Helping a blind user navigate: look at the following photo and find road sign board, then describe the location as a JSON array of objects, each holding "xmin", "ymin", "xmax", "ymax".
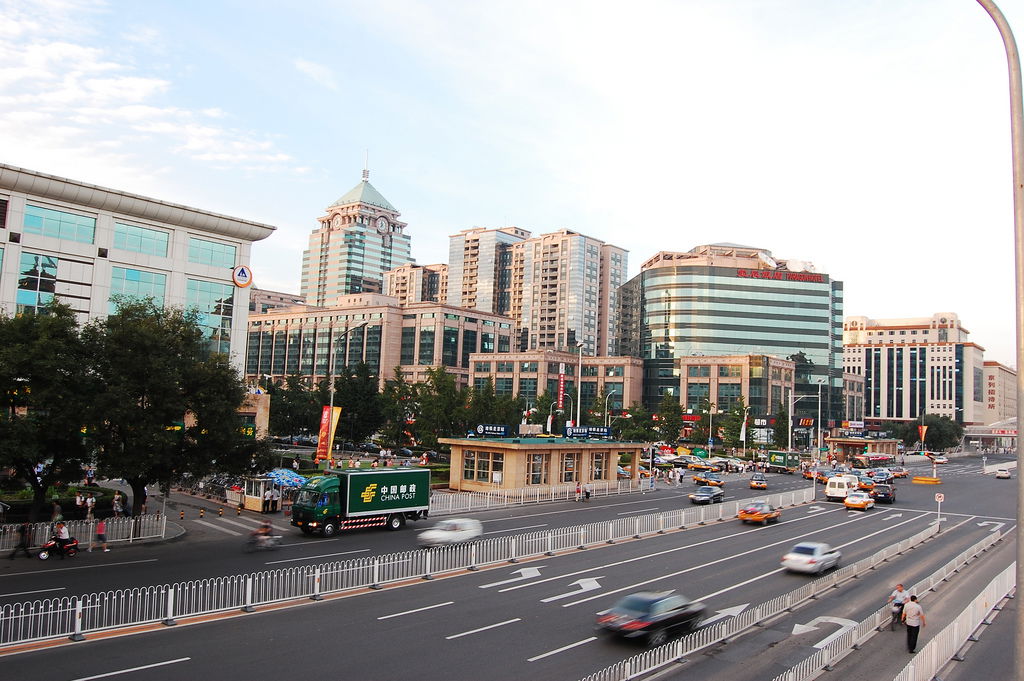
[{"xmin": 934, "ymin": 492, "xmax": 944, "ymax": 502}]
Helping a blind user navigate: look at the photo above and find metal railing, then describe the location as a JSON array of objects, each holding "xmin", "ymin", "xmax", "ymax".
[
  {"xmin": 892, "ymin": 562, "xmax": 1016, "ymax": 681},
  {"xmin": 428, "ymin": 478, "xmax": 640, "ymax": 515},
  {"xmin": 982, "ymin": 460, "xmax": 1018, "ymax": 474},
  {"xmin": 0, "ymin": 488, "xmax": 814, "ymax": 647},
  {"xmin": 0, "ymin": 515, "xmax": 167, "ymax": 552}
]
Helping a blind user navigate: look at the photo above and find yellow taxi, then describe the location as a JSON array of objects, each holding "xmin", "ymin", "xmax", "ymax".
[
  {"xmin": 749, "ymin": 473, "xmax": 768, "ymax": 490},
  {"xmin": 693, "ymin": 472, "xmax": 724, "ymax": 487},
  {"xmin": 738, "ymin": 501, "xmax": 781, "ymax": 525},
  {"xmin": 688, "ymin": 460, "xmax": 718, "ymax": 472},
  {"xmin": 857, "ymin": 476, "xmax": 875, "ymax": 491},
  {"xmin": 844, "ymin": 491, "xmax": 875, "ymax": 510}
]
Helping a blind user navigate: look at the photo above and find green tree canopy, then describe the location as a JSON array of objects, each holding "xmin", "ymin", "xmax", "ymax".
[
  {"xmin": 655, "ymin": 394, "xmax": 684, "ymax": 443},
  {"xmin": 890, "ymin": 414, "xmax": 964, "ymax": 451}
]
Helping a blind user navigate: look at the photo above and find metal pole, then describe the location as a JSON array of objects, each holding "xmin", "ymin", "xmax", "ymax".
[
  {"xmin": 788, "ymin": 389, "xmax": 794, "ymax": 452},
  {"xmin": 708, "ymin": 404, "xmax": 714, "ymax": 456},
  {"xmin": 576, "ymin": 342, "xmax": 584, "ymax": 428},
  {"xmin": 974, "ymin": 4, "xmax": 1024, "ymax": 676},
  {"xmin": 816, "ymin": 381, "xmax": 823, "ymax": 452}
]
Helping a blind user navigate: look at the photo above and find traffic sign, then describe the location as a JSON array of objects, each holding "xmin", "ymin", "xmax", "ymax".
[{"xmin": 934, "ymin": 493, "xmax": 944, "ymax": 502}]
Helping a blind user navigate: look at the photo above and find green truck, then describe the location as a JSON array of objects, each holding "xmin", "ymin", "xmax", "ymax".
[
  {"xmin": 290, "ymin": 468, "xmax": 431, "ymax": 537},
  {"xmin": 766, "ymin": 450, "xmax": 801, "ymax": 474}
]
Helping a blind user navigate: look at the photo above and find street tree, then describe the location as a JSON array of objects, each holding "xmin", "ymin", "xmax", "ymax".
[
  {"xmin": 380, "ymin": 368, "xmax": 417, "ymax": 448},
  {"xmin": 328, "ymin": 362, "xmax": 384, "ymax": 444},
  {"xmin": 618, "ymin": 402, "xmax": 657, "ymax": 442},
  {"xmin": 655, "ymin": 394, "xmax": 684, "ymax": 444},
  {"xmin": 891, "ymin": 414, "xmax": 964, "ymax": 451},
  {"xmin": 0, "ymin": 302, "xmax": 95, "ymax": 520},
  {"xmin": 268, "ymin": 374, "xmax": 319, "ymax": 437},
  {"xmin": 772, "ymin": 406, "xmax": 790, "ymax": 448},
  {"xmin": 412, "ymin": 367, "xmax": 468, "ymax": 448},
  {"xmin": 82, "ymin": 299, "xmax": 257, "ymax": 515}
]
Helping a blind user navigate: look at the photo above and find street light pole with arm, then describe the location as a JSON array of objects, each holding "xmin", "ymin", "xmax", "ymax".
[{"xmin": 604, "ymin": 389, "xmax": 618, "ymax": 428}]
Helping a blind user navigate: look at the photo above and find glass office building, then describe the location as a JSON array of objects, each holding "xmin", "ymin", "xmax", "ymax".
[{"xmin": 618, "ymin": 244, "xmax": 843, "ymax": 428}]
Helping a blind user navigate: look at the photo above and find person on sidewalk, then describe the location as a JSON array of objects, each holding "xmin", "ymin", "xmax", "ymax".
[
  {"xmin": 888, "ymin": 583, "xmax": 910, "ymax": 630},
  {"xmin": 8, "ymin": 522, "xmax": 31, "ymax": 559},
  {"xmin": 902, "ymin": 594, "xmax": 926, "ymax": 653},
  {"xmin": 91, "ymin": 518, "xmax": 109, "ymax": 552}
]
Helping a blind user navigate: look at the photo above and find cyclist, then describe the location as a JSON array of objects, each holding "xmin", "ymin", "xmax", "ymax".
[
  {"xmin": 887, "ymin": 583, "xmax": 909, "ymax": 630},
  {"xmin": 251, "ymin": 520, "xmax": 272, "ymax": 548}
]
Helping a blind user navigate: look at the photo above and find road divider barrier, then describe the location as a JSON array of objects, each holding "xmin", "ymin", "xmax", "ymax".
[
  {"xmin": 578, "ymin": 523, "xmax": 1006, "ymax": 681},
  {"xmin": 0, "ymin": 488, "xmax": 814, "ymax": 649},
  {"xmin": 911, "ymin": 476, "xmax": 942, "ymax": 484}
]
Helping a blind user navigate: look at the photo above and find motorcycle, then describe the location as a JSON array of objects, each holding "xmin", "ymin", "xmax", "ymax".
[
  {"xmin": 38, "ymin": 536, "xmax": 80, "ymax": 560},
  {"xmin": 243, "ymin": 534, "xmax": 282, "ymax": 553}
]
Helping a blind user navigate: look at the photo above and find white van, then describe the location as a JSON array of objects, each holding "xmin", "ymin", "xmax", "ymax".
[{"xmin": 825, "ymin": 475, "xmax": 860, "ymax": 502}]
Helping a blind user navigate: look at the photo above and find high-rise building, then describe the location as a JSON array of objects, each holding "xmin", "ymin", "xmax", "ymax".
[
  {"xmin": 384, "ymin": 263, "xmax": 448, "ymax": 305},
  {"xmin": 982, "ymin": 361, "xmax": 1017, "ymax": 425},
  {"xmin": 447, "ymin": 226, "xmax": 530, "ymax": 315},
  {"xmin": 0, "ymin": 163, "xmax": 274, "ymax": 366},
  {"xmin": 618, "ymin": 243, "xmax": 844, "ymax": 430},
  {"xmin": 842, "ymin": 313, "xmax": 986, "ymax": 426},
  {"xmin": 300, "ymin": 170, "xmax": 412, "ymax": 305},
  {"xmin": 249, "ymin": 288, "xmax": 306, "ymax": 314},
  {"xmin": 512, "ymin": 230, "xmax": 627, "ymax": 356}
]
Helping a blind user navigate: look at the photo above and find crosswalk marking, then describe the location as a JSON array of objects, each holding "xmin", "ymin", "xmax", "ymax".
[{"xmin": 193, "ymin": 519, "xmax": 242, "ymax": 536}]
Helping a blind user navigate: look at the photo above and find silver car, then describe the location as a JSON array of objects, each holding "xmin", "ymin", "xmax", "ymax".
[
  {"xmin": 417, "ymin": 518, "xmax": 483, "ymax": 547},
  {"xmin": 781, "ymin": 541, "xmax": 841, "ymax": 574}
]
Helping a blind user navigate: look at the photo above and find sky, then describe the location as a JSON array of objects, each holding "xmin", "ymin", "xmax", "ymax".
[{"xmin": 2, "ymin": 0, "xmax": 1021, "ymax": 366}]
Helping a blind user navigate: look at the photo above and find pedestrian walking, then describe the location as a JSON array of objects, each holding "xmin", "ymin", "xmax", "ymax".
[
  {"xmin": 85, "ymin": 492, "xmax": 96, "ymax": 520},
  {"xmin": 92, "ymin": 518, "xmax": 109, "ymax": 552},
  {"xmin": 112, "ymin": 492, "xmax": 123, "ymax": 518},
  {"xmin": 8, "ymin": 522, "xmax": 31, "ymax": 559},
  {"xmin": 575, "ymin": 482, "xmax": 582, "ymax": 502},
  {"xmin": 262, "ymin": 488, "xmax": 271, "ymax": 514},
  {"xmin": 292, "ymin": 458, "xmax": 300, "ymax": 472},
  {"xmin": 85, "ymin": 466, "xmax": 95, "ymax": 486},
  {"xmin": 75, "ymin": 491, "xmax": 85, "ymax": 519},
  {"xmin": 902, "ymin": 594, "xmax": 926, "ymax": 653},
  {"xmin": 584, "ymin": 482, "xmax": 593, "ymax": 501}
]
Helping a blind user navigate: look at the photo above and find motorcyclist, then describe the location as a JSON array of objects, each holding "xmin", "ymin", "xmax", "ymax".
[
  {"xmin": 252, "ymin": 520, "xmax": 272, "ymax": 548},
  {"xmin": 888, "ymin": 583, "xmax": 909, "ymax": 630},
  {"xmin": 53, "ymin": 522, "xmax": 71, "ymax": 559}
]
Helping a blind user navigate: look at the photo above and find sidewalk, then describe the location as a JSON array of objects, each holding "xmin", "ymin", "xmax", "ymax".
[{"xmin": 823, "ymin": 529, "xmax": 1016, "ymax": 680}]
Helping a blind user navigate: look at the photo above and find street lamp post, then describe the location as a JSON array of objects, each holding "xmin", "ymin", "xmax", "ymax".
[
  {"xmin": 604, "ymin": 389, "xmax": 618, "ymax": 428},
  {"xmin": 816, "ymin": 379, "xmax": 826, "ymax": 453},
  {"xmin": 547, "ymin": 401, "xmax": 559, "ymax": 434},
  {"xmin": 707, "ymin": 402, "xmax": 717, "ymax": 456},
  {"xmin": 788, "ymin": 391, "xmax": 821, "ymax": 452},
  {"xmin": 575, "ymin": 341, "xmax": 584, "ymax": 429}
]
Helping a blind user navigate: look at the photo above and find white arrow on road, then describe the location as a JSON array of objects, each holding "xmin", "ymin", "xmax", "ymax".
[
  {"xmin": 541, "ymin": 578, "xmax": 603, "ymax": 603},
  {"xmin": 701, "ymin": 603, "xmax": 749, "ymax": 627},
  {"xmin": 479, "ymin": 567, "xmax": 544, "ymax": 589},
  {"xmin": 884, "ymin": 513, "xmax": 903, "ymax": 520},
  {"xmin": 791, "ymin": 616, "xmax": 858, "ymax": 649},
  {"xmin": 978, "ymin": 521, "xmax": 1007, "ymax": 533},
  {"xmin": 806, "ymin": 506, "xmax": 826, "ymax": 514},
  {"xmin": 929, "ymin": 517, "xmax": 948, "ymax": 525}
]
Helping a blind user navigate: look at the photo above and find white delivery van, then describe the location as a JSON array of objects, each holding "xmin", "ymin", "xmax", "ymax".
[{"xmin": 824, "ymin": 475, "xmax": 859, "ymax": 502}]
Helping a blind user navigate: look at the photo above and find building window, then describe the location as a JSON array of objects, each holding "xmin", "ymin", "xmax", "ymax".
[
  {"xmin": 495, "ymin": 378, "xmax": 514, "ymax": 395},
  {"xmin": 520, "ymin": 362, "xmax": 538, "ymax": 373},
  {"xmin": 185, "ymin": 278, "xmax": 234, "ymax": 354},
  {"xmin": 560, "ymin": 452, "xmax": 580, "ymax": 483},
  {"xmin": 188, "ymin": 237, "xmax": 236, "ymax": 268},
  {"xmin": 593, "ymin": 451, "xmax": 609, "ymax": 480},
  {"xmin": 23, "ymin": 205, "xmax": 95, "ymax": 244},
  {"xmin": 442, "ymin": 326, "xmax": 459, "ymax": 367},
  {"xmin": 687, "ymin": 365, "xmax": 710, "ymax": 377},
  {"xmin": 498, "ymin": 335, "xmax": 510, "ymax": 353},
  {"xmin": 528, "ymin": 453, "xmax": 550, "ymax": 485},
  {"xmin": 482, "ymin": 332, "xmax": 495, "ymax": 353},
  {"xmin": 113, "ymin": 222, "xmax": 169, "ymax": 257},
  {"xmin": 400, "ymin": 327, "xmax": 416, "ymax": 365},
  {"xmin": 496, "ymin": 361, "xmax": 513, "ymax": 373},
  {"xmin": 581, "ymin": 366, "xmax": 599, "ymax": 376},
  {"xmin": 717, "ymin": 383, "xmax": 742, "ymax": 411},
  {"xmin": 718, "ymin": 366, "xmax": 742, "ymax": 377},
  {"xmin": 461, "ymin": 329, "xmax": 477, "ymax": 368},
  {"xmin": 604, "ymin": 366, "xmax": 624, "ymax": 377},
  {"xmin": 474, "ymin": 361, "xmax": 491, "ymax": 372},
  {"xmin": 463, "ymin": 451, "xmax": 503, "ymax": 483},
  {"xmin": 685, "ymin": 383, "xmax": 710, "ymax": 411},
  {"xmin": 519, "ymin": 378, "xmax": 538, "ymax": 399},
  {"xmin": 110, "ymin": 267, "xmax": 167, "ymax": 311},
  {"xmin": 418, "ymin": 326, "xmax": 436, "ymax": 365},
  {"xmin": 16, "ymin": 252, "xmax": 57, "ymax": 314}
]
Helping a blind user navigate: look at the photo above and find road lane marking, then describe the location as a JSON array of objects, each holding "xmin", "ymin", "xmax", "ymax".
[
  {"xmin": 264, "ymin": 549, "xmax": 370, "ymax": 565},
  {"xmin": 193, "ymin": 519, "xmax": 242, "ymax": 536},
  {"xmin": 480, "ymin": 567, "xmax": 544, "ymax": 588},
  {"xmin": 499, "ymin": 507, "xmax": 852, "ymax": 594},
  {"xmin": 562, "ymin": 512, "xmax": 937, "ymax": 607},
  {"xmin": 541, "ymin": 577, "xmax": 603, "ymax": 602},
  {"xmin": 73, "ymin": 658, "xmax": 191, "ymax": 680},
  {"xmin": 617, "ymin": 508, "xmax": 659, "ymax": 515},
  {"xmin": 446, "ymin": 618, "xmax": 521, "ymax": 639},
  {"xmin": 1, "ymin": 558, "xmax": 158, "ymax": 578},
  {"xmin": 0, "ymin": 587, "xmax": 66, "ymax": 598},
  {"xmin": 528, "ymin": 637, "xmax": 597, "ymax": 662},
  {"xmin": 378, "ymin": 601, "xmax": 454, "ymax": 620},
  {"xmin": 485, "ymin": 524, "xmax": 548, "ymax": 534}
]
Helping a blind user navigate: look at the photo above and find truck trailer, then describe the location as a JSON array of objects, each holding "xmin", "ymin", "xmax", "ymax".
[
  {"xmin": 290, "ymin": 468, "xmax": 431, "ymax": 537},
  {"xmin": 765, "ymin": 451, "xmax": 801, "ymax": 474}
]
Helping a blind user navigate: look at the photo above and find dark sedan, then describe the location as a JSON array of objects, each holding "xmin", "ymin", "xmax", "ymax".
[
  {"xmin": 688, "ymin": 486, "xmax": 725, "ymax": 504},
  {"xmin": 870, "ymin": 483, "xmax": 897, "ymax": 503},
  {"xmin": 596, "ymin": 591, "xmax": 706, "ymax": 646}
]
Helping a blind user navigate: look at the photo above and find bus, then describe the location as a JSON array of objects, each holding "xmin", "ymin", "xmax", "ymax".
[{"xmin": 851, "ymin": 453, "xmax": 896, "ymax": 469}]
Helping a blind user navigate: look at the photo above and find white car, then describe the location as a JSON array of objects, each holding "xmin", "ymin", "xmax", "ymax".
[
  {"xmin": 417, "ymin": 518, "xmax": 483, "ymax": 546},
  {"xmin": 781, "ymin": 541, "xmax": 841, "ymax": 574},
  {"xmin": 995, "ymin": 468, "xmax": 1012, "ymax": 479}
]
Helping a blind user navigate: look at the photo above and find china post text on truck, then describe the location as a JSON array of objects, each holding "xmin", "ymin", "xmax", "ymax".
[{"xmin": 291, "ymin": 468, "xmax": 431, "ymax": 537}]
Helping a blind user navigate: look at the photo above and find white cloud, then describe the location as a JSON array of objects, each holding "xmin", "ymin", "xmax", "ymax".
[{"xmin": 293, "ymin": 58, "xmax": 339, "ymax": 91}]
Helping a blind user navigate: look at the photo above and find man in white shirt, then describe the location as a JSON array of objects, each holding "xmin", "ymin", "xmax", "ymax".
[
  {"xmin": 887, "ymin": 583, "xmax": 909, "ymax": 630},
  {"xmin": 902, "ymin": 595, "xmax": 926, "ymax": 653}
]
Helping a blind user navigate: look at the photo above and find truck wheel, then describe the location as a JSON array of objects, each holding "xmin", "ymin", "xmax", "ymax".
[
  {"xmin": 321, "ymin": 521, "xmax": 337, "ymax": 538},
  {"xmin": 386, "ymin": 514, "xmax": 405, "ymax": 531}
]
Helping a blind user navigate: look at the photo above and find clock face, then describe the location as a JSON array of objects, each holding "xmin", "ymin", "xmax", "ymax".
[{"xmin": 376, "ymin": 216, "xmax": 389, "ymax": 234}]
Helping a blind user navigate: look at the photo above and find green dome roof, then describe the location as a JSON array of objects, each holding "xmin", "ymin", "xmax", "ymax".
[{"xmin": 330, "ymin": 179, "xmax": 396, "ymax": 212}]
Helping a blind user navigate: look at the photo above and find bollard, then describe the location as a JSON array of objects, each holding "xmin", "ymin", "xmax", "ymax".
[
  {"xmin": 179, "ymin": 510, "xmax": 184, "ymax": 520},
  {"xmin": 199, "ymin": 508, "xmax": 205, "ymax": 519},
  {"xmin": 237, "ymin": 505, "xmax": 243, "ymax": 516},
  {"xmin": 219, "ymin": 507, "xmax": 224, "ymax": 517}
]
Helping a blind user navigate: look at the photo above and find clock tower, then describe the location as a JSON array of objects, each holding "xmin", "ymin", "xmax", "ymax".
[{"xmin": 301, "ymin": 169, "xmax": 414, "ymax": 305}]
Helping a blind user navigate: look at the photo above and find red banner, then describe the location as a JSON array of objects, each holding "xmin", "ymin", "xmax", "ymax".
[
  {"xmin": 918, "ymin": 424, "xmax": 928, "ymax": 444},
  {"xmin": 314, "ymin": 406, "xmax": 342, "ymax": 462},
  {"xmin": 557, "ymin": 363, "xmax": 566, "ymax": 409}
]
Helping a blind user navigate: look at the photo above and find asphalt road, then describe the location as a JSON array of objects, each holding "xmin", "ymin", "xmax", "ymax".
[{"xmin": 0, "ymin": 453, "xmax": 1015, "ymax": 681}]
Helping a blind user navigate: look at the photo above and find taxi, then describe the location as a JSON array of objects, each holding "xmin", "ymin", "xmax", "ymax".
[
  {"xmin": 815, "ymin": 470, "xmax": 830, "ymax": 483},
  {"xmin": 888, "ymin": 466, "xmax": 910, "ymax": 479},
  {"xmin": 738, "ymin": 501, "xmax": 781, "ymax": 525},
  {"xmin": 844, "ymin": 491, "xmax": 875, "ymax": 510},
  {"xmin": 857, "ymin": 476, "xmax": 875, "ymax": 491},
  {"xmin": 802, "ymin": 467, "xmax": 817, "ymax": 480},
  {"xmin": 688, "ymin": 460, "xmax": 718, "ymax": 472},
  {"xmin": 749, "ymin": 473, "xmax": 768, "ymax": 490},
  {"xmin": 693, "ymin": 472, "xmax": 724, "ymax": 487}
]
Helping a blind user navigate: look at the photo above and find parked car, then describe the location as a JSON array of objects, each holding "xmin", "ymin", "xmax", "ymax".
[
  {"xmin": 844, "ymin": 491, "xmax": 875, "ymax": 511},
  {"xmin": 424, "ymin": 450, "xmax": 450, "ymax": 463},
  {"xmin": 358, "ymin": 442, "xmax": 381, "ymax": 454},
  {"xmin": 396, "ymin": 447, "xmax": 414, "ymax": 458},
  {"xmin": 738, "ymin": 501, "xmax": 781, "ymax": 525},
  {"xmin": 596, "ymin": 591, "xmax": 706, "ymax": 646},
  {"xmin": 781, "ymin": 542, "xmax": 841, "ymax": 574},
  {"xmin": 688, "ymin": 486, "xmax": 724, "ymax": 504},
  {"xmin": 870, "ymin": 483, "xmax": 896, "ymax": 503},
  {"xmin": 995, "ymin": 468, "xmax": 1012, "ymax": 479},
  {"xmin": 417, "ymin": 518, "xmax": 483, "ymax": 546}
]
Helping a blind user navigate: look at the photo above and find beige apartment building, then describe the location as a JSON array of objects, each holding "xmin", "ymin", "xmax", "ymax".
[
  {"xmin": 383, "ymin": 263, "xmax": 448, "ymax": 305},
  {"xmin": 982, "ymin": 361, "xmax": 1017, "ymax": 425},
  {"xmin": 245, "ymin": 293, "xmax": 515, "ymax": 389}
]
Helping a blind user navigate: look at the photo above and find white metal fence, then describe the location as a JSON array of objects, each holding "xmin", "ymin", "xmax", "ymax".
[
  {"xmin": 0, "ymin": 488, "xmax": 813, "ymax": 648},
  {"xmin": 428, "ymin": 478, "xmax": 641, "ymax": 515},
  {"xmin": 891, "ymin": 561, "xmax": 1015, "ymax": 681},
  {"xmin": 0, "ymin": 515, "xmax": 167, "ymax": 552}
]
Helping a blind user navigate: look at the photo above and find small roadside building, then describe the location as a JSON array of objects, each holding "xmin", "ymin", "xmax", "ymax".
[
  {"xmin": 825, "ymin": 437, "xmax": 901, "ymax": 463},
  {"xmin": 437, "ymin": 436, "xmax": 646, "ymax": 493}
]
